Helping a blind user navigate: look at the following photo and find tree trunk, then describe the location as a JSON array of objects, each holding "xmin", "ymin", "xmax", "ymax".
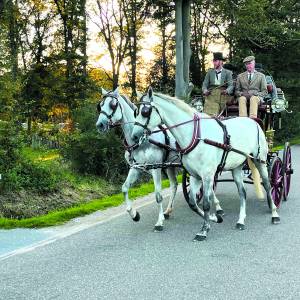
[
  {"xmin": 175, "ymin": 0, "xmax": 185, "ymax": 99},
  {"xmin": 182, "ymin": 0, "xmax": 191, "ymax": 87},
  {"xmin": 7, "ymin": 0, "xmax": 18, "ymax": 80}
]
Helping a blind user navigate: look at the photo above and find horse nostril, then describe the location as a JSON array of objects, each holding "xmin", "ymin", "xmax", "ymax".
[
  {"xmin": 132, "ymin": 135, "xmax": 138, "ymax": 142},
  {"xmin": 98, "ymin": 123, "xmax": 104, "ymax": 128}
]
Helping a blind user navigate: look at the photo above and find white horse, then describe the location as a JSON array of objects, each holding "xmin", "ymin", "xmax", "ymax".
[
  {"xmin": 131, "ymin": 87, "xmax": 280, "ymax": 241},
  {"xmin": 96, "ymin": 87, "xmax": 180, "ymax": 231}
]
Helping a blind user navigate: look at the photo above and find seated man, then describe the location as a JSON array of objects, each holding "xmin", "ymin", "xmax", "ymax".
[
  {"xmin": 235, "ymin": 56, "xmax": 268, "ymax": 118},
  {"xmin": 202, "ymin": 52, "xmax": 234, "ymax": 115}
]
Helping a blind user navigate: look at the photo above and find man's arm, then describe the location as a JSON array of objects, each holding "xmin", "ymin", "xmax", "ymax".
[
  {"xmin": 257, "ymin": 74, "xmax": 268, "ymax": 99},
  {"xmin": 235, "ymin": 75, "xmax": 242, "ymax": 97},
  {"xmin": 225, "ymin": 70, "xmax": 234, "ymax": 95}
]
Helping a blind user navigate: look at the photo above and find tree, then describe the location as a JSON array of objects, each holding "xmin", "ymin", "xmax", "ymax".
[
  {"xmin": 53, "ymin": 0, "xmax": 88, "ymax": 106},
  {"xmin": 91, "ymin": 0, "xmax": 129, "ymax": 89},
  {"xmin": 175, "ymin": 0, "xmax": 192, "ymax": 100},
  {"xmin": 122, "ymin": 0, "xmax": 150, "ymax": 99},
  {"xmin": 149, "ymin": 0, "xmax": 175, "ymax": 93}
]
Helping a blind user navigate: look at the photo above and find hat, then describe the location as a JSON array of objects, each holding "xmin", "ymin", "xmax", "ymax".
[
  {"xmin": 243, "ymin": 56, "xmax": 255, "ymax": 63},
  {"xmin": 213, "ymin": 52, "xmax": 225, "ymax": 61}
]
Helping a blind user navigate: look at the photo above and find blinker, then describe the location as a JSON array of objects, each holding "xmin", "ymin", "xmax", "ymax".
[{"xmin": 141, "ymin": 105, "xmax": 152, "ymax": 118}]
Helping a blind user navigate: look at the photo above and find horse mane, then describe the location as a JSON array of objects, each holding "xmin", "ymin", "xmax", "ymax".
[
  {"xmin": 120, "ymin": 94, "xmax": 137, "ymax": 111},
  {"xmin": 153, "ymin": 93, "xmax": 196, "ymax": 115}
]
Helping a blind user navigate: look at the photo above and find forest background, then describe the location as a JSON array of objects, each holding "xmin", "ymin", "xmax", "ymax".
[{"xmin": 0, "ymin": 0, "xmax": 299, "ymax": 221}]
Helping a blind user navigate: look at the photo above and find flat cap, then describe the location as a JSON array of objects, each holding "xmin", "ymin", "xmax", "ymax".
[{"xmin": 243, "ymin": 55, "xmax": 255, "ymax": 63}]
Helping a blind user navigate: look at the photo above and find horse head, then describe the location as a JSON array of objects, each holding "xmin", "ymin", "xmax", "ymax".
[
  {"xmin": 96, "ymin": 87, "xmax": 123, "ymax": 132},
  {"xmin": 131, "ymin": 86, "xmax": 163, "ymax": 143}
]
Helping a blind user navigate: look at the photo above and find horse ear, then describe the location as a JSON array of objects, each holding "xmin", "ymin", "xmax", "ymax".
[
  {"xmin": 147, "ymin": 86, "xmax": 153, "ymax": 101},
  {"xmin": 101, "ymin": 88, "xmax": 108, "ymax": 95},
  {"xmin": 113, "ymin": 87, "xmax": 119, "ymax": 97}
]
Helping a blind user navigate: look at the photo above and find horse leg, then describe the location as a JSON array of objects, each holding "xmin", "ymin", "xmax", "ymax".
[
  {"xmin": 122, "ymin": 168, "xmax": 140, "ymax": 222},
  {"xmin": 151, "ymin": 169, "xmax": 165, "ymax": 231},
  {"xmin": 232, "ymin": 167, "xmax": 247, "ymax": 230},
  {"xmin": 189, "ymin": 176, "xmax": 223, "ymax": 223},
  {"xmin": 254, "ymin": 161, "xmax": 280, "ymax": 224},
  {"xmin": 163, "ymin": 167, "xmax": 178, "ymax": 219},
  {"xmin": 194, "ymin": 176, "xmax": 214, "ymax": 241},
  {"xmin": 212, "ymin": 190, "xmax": 224, "ymax": 216}
]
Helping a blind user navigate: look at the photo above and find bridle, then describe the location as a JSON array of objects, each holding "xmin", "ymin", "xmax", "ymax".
[
  {"xmin": 97, "ymin": 93, "xmax": 123, "ymax": 127},
  {"xmin": 133, "ymin": 95, "xmax": 163, "ymax": 134}
]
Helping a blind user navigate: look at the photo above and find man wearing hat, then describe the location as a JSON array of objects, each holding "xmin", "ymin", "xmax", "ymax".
[
  {"xmin": 202, "ymin": 52, "xmax": 234, "ymax": 115},
  {"xmin": 235, "ymin": 56, "xmax": 268, "ymax": 118}
]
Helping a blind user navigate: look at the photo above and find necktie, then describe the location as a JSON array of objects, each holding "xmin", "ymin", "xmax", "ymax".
[
  {"xmin": 216, "ymin": 71, "xmax": 221, "ymax": 80},
  {"xmin": 248, "ymin": 73, "xmax": 252, "ymax": 84}
]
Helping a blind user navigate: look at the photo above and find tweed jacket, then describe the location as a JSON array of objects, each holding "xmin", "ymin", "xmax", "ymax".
[
  {"xmin": 235, "ymin": 70, "xmax": 268, "ymax": 100},
  {"xmin": 202, "ymin": 68, "xmax": 234, "ymax": 95}
]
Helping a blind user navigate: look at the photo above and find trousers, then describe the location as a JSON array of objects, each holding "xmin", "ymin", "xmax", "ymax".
[{"xmin": 238, "ymin": 96, "xmax": 260, "ymax": 118}]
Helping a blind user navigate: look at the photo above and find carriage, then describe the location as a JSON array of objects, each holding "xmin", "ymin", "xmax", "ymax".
[{"xmin": 182, "ymin": 75, "xmax": 293, "ymax": 211}]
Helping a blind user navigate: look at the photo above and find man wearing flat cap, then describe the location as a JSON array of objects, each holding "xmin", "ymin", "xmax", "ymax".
[
  {"xmin": 202, "ymin": 52, "xmax": 234, "ymax": 115},
  {"xmin": 235, "ymin": 55, "xmax": 268, "ymax": 118}
]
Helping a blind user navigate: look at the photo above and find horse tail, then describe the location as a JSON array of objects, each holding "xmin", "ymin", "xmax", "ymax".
[{"xmin": 247, "ymin": 158, "xmax": 264, "ymax": 200}]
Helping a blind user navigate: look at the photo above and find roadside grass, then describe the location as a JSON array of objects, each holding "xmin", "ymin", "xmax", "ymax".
[
  {"xmin": 0, "ymin": 175, "xmax": 182, "ymax": 229},
  {"xmin": 272, "ymin": 136, "xmax": 300, "ymax": 151}
]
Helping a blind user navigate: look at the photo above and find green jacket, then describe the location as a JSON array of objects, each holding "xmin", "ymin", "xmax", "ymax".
[
  {"xmin": 202, "ymin": 68, "xmax": 234, "ymax": 94},
  {"xmin": 235, "ymin": 70, "xmax": 267, "ymax": 100}
]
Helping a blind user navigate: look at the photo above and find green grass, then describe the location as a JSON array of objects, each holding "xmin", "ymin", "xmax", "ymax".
[
  {"xmin": 272, "ymin": 136, "xmax": 300, "ymax": 151},
  {"xmin": 0, "ymin": 175, "xmax": 182, "ymax": 229}
]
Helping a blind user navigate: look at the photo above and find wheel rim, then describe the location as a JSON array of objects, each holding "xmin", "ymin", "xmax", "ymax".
[
  {"xmin": 270, "ymin": 157, "xmax": 283, "ymax": 208},
  {"xmin": 283, "ymin": 145, "xmax": 292, "ymax": 200}
]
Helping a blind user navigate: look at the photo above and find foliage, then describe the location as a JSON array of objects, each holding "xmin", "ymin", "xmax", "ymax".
[
  {"xmin": 60, "ymin": 103, "xmax": 128, "ymax": 181},
  {"xmin": 0, "ymin": 175, "xmax": 181, "ymax": 228},
  {"xmin": 0, "ymin": 121, "xmax": 59, "ymax": 193}
]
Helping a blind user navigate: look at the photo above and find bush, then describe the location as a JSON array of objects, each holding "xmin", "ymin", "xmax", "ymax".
[
  {"xmin": 0, "ymin": 121, "xmax": 60, "ymax": 193},
  {"xmin": 60, "ymin": 103, "xmax": 128, "ymax": 181},
  {"xmin": 61, "ymin": 130, "xmax": 127, "ymax": 182}
]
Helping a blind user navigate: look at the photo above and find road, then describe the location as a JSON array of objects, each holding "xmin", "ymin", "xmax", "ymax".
[{"xmin": 1, "ymin": 145, "xmax": 299, "ymax": 300}]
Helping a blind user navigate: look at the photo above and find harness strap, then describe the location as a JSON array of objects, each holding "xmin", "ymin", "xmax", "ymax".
[
  {"xmin": 176, "ymin": 114, "xmax": 201, "ymax": 155},
  {"xmin": 203, "ymin": 139, "xmax": 266, "ymax": 164},
  {"xmin": 214, "ymin": 118, "xmax": 231, "ymax": 174}
]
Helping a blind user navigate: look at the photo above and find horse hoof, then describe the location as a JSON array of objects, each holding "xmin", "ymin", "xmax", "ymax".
[
  {"xmin": 216, "ymin": 214, "xmax": 223, "ymax": 223},
  {"xmin": 216, "ymin": 210, "xmax": 225, "ymax": 216},
  {"xmin": 154, "ymin": 225, "xmax": 163, "ymax": 232},
  {"xmin": 193, "ymin": 234, "xmax": 206, "ymax": 242},
  {"xmin": 236, "ymin": 223, "xmax": 245, "ymax": 230},
  {"xmin": 272, "ymin": 217, "xmax": 280, "ymax": 224},
  {"xmin": 164, "ymin": 213, "xmax": 170, "ymax": 220},
  {"xmin": 132, "ymin": 212, "xmax": 140, "ymax": 222}
]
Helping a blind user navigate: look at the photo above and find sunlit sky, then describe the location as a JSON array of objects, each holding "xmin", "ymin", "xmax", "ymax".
[{"xmin": 86, "ymin": 1, "xmax": 228, "ymax": 79}]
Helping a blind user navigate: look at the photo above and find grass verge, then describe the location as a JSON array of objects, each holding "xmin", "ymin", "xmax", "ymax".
[
  {"xmin": 0, "ymin": 175, "xmax": 182, "ymax": 229},
  {"xmin": 272, "ymin": 136, "xmax": 300, "ymax": 151}
]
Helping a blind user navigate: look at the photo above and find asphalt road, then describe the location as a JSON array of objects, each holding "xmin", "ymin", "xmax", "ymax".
[{"xmin": 1, "ymin": 146, "xmax": 299, "ymax": 300}]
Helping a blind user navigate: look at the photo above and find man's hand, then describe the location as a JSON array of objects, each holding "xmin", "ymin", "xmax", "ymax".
[
  {"xmin": 221, "ymin": 89, "xmax": 228, "ymax": 95},
  {"xmin": 203, "ymin": 90, "xmax": 211, "ymax": 96},
  {"xmin": 241, "ymin": 92, "xmax": 250, "ymax": 99}
]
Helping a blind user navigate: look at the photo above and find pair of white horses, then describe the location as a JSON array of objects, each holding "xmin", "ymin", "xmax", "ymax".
[{"xmin": 96, "ymin": 87, "xmax": 280, "ymax": 241}]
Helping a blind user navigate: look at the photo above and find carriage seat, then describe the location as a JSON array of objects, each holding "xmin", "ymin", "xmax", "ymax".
[{"xmin": 225, "ymin": 98, "xmax": 269, "ymax": 114}]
